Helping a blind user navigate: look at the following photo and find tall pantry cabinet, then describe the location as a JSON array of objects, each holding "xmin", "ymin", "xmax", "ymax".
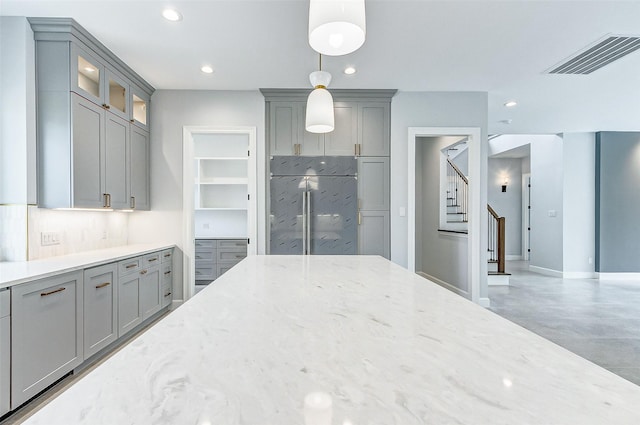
[
  {"xmin": 262, "ymin": 89, "xmax": 395, "ymax": 259},
  {"xmin": 29, "ymin": 18, "xmax": 153, "ymax": 210}
]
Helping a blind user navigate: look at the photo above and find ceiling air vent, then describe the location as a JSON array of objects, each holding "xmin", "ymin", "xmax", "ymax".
[{"xmin": 547, "ymin": 35, "xmax": 640, "ymax": 75}]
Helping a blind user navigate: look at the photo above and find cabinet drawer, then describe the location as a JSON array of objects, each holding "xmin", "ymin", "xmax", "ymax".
[
  {"xmin": 194, "ymin": 249, "xmax": 215, "ymax": 261},
  {"xmin": 0, "ymin": 289, "xmax": 9, "ymax": 318},
  {"xmin": 216, "ymin": 263, "xmax": 236, "ymax": 278},
  {"xmin": 217, "ymin": 250, "xmax": 247, "ymax": 262},
  {"xmin": 217, "ymin": 239, "xmax": 247, "ymax": 249},
  {"xmin": 161, "ymin": 249, "xmax": 173, "ymax": 263},
  {"xmin": 142, "ymin": 252, "xmax": 161, "ymax": 268},
  {"xmin": 162, "ymin": 264, "xmax": 173, "ymax": 282},
  {"xmin": 161, "ymin": 283, "xmax": 172, "ymax": 308},
  {"xmin": 119, "ymin": 256, "xmax": 142, "ymax": 276},
  {"xmin": 195, "ymin": 239, "xmax": 215, "ymax": 249},
  {"xmin": 195, "ymin": 266, "xmax": 215, "ymax": 281}
]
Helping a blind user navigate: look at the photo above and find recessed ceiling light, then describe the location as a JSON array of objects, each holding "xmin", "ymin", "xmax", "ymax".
[
  {"xmin": 344, "ymin": 66, "xmax": 356, "ymax": 75},
  {"xmin": 84, "ymin": 66, "xmax": 96, "ymax": 73},
  {"xmin": 504, "ymin": 101, "xmax": 517, "ymax": 108},
  {"xmin": 201, "ymin": 65, "xmax": 214, "ymax": 74},
  {"xmin": 162, "ymin": 8, "xmax": 183, "ymax": 22},
  {"xmin": 499, "ymin": 119, "xmax": 513, "ymax": 125}
]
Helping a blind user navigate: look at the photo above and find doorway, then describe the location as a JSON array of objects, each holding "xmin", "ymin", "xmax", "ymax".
[
  {"xmin": 407, "ymin": 127, "xmax": 486, "ymax": 306},
  {"xmin": 182, "ymin": 126, "xmax": 257, "ymax": 301},
  {"xmin": 522, "ymin": 173, "xmax": 531, "ymax": 261}
]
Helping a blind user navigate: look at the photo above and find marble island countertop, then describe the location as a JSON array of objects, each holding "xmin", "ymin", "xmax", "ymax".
[
  {"xmin": 21, "ymin": 255, "xmax": 640, "ymax": 424},
  {"xmin": 0, "ymin": 243, "xmax": 175, "ymax": 288}
]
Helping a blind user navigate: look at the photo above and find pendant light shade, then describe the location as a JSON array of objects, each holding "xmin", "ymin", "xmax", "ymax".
[
  {"xmin": 309, "ymin": 0, "xmax": 366, "ymax": 56},
  {"xmin": 306, "ymin": 70, "xmax": 334, "ymax": 133}
]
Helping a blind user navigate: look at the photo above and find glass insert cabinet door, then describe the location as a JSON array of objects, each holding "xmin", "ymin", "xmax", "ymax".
[
  {"xmin": 105, "ymin": 70, "xmax": 129, "ymax": 120},
  {"xmin": 130, "ymin": 86, "xmax": 150, "ymax": 130},
  {"xmin": 72, "ymin": 45, "xmax": 104, "ymax": 104}
]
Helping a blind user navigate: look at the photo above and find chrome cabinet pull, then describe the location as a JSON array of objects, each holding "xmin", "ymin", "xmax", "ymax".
[
  {"xmin": 307, "ymin": 190, "xmax": 311, "ymax": 254},
  {"xmin": 95, "ymin": 282, "xmax": 110, "ymax": 289},
  {"xmin": 302, "ymin": 191, "xmax": 307, "ymax": 255},
  {"xmin": 41, "ymin": 287, "xmax": 65, "ymax": 297}
]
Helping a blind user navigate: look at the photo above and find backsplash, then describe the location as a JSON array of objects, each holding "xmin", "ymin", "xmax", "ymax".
[
  {"xmin": 0, "ymin": 205, "xmax": 29, "ymax": 261},
  {"xmin": 27, "ymin": 206, "xmax": 129, "ymax": 260}
]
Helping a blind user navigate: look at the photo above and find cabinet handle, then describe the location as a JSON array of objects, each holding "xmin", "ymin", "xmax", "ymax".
[
  {"xmin": 354, "ymin": 144, "xmax": 358, "ymax": 156},
  {"xmin": 164, "ymin": 271, "xmax": 171, "ymax": 275},
  {"xmin": 102, "ymin": 103, "xmax": 110, "ymax": 109},
  {"xmin": 95, "ymin": 282, "xmax": 111, "ymax": 289},
  {"xmin": 130, "ymin": 196, "xmax": 136, "ymax": 209},
  {"xmin": 103, "ymin": 193, "xmax": 109, "ymax": 208},
  {"xmin": 164, "ymin": 292, "xmax": 172, "ymax": 297},
  {"xmin": 148, "ymin": 258, "xmax": 158, "ymax": 262},
  {"xmin": 125, "ymin": 263, "xmax": 137, "ymax": 269},
  {"xmin": 164, "ymin": 253, "xmax": 171, "ymax": 258},
  {"xmin": 235, "ymin": 255, "xmax": 244, "ymax": 259},
  {"xmin": 358, "ymin": 212, "xmax": 362, "ymax": 225},
  {"xmin": 103, "ymin": 193, "xmax": 111, "ymax": 208},
  {"xmin": 130, "ymin": 119, "xmax": 135, "ymax": 123},
  {"xmin": 140, "ymin": 270, "xmax": 148, "ymax": 275},
  {"xmin": 41, "ymin": 287, "xmax": 65, "ymax": 297}
]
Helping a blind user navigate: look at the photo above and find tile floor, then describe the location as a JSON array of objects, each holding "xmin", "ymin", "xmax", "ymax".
[{"xmin": 489, "ymin": 260, "xmax": 640, "ymax": 386}]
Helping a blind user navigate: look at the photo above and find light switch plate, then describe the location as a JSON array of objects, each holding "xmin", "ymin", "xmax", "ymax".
[{"xmin": 41, "ymin": 231, "xmax": 60, "ymax": 246}]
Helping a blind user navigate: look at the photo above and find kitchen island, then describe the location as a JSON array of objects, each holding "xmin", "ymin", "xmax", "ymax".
[{"xmin": 21, "ymin": 256, "xmax": 640, "ymax": 424}]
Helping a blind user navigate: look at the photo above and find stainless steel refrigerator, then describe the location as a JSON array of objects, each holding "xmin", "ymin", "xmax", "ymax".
[{"xmin": 270, "ymin": 156, "xmax": 357, "ymax": 255}]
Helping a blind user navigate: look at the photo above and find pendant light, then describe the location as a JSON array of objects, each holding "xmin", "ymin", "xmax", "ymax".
[
  {"xmin": 306, "ymin": 54, "xmax": 334, "ymax": 134},
  {"xmin": 309, "ymin": 0, "xmax": 366, "ymax": 56}
]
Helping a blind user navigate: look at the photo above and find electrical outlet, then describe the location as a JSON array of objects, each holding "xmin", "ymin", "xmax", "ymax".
[{"xmin": 41, "ymin": 231, "xmax": 60, "ymax": 246}]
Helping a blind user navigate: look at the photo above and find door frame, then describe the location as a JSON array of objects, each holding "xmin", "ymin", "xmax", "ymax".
[
  {"xmin": 522, "ymin": 173, "xmax": 531, "ymax": 261},
  {"xmin": 407, "ymin": 127, "xmax": 485, "ymax": 305},
  {"xmin": 182, "ymin": 126, "xmax": 257, "ymax": 301}
]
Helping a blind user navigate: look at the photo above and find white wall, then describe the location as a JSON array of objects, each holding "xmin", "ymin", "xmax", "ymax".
[
  {"xmin": 530, "ymin": 134, "xmax": 564, "ymax": 273},
  {"xmin": 127, "ymin": 90, "xmax": 266, "ymax": 301},
  {"xmin": 562, "ymin": 133, "xmax": 595, "ymax": 276},
  {"xmin": 390, "ymin": 92, "xmax": 488, "ymax": 296},
  {"xmin": 417, "ymin": 137, "xmax": 468, "ymax": 292},
  {"xmin": 488, "ymin": 158, "xmax": 522, "ymax": 257},
  {"xmin": 0, "ymin": 17, "xmax": 36, "ymax": 205}
]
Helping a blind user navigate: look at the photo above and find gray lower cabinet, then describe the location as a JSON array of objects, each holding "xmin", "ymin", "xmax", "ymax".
[
  {"xmin": 0, "ymin": 289, "xmax": 10, "ymax": 416},
  {"xmin": 11, "ymin": 271, "xmax": 84, "ymax": 409},
  {"xmin": 118, "ymin": 257, "xmax": 142, "ymax": 337},
  {"xmin": 195, "ymin": 239, "xmax": 247, "ymax": 285},
  {"xmin": 140, "ymin": 252, "xmax": 162, "ymax": 320},
  {"xmin": 358, "ymin": 210, "xmax": 390, "ymax": 259},
  {"xmin": 83, "ymin": 263, "xmax": 118, "ymax": 359},
  {"xmin": 161, "ymin": 263, "xmax": 173, "ymax": 308}
]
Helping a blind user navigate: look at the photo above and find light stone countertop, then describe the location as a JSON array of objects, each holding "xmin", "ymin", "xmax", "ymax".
[
  {"xmin": 20, "ymin": 255, "xmax": 640, "ymax": 424},
  {"xmin": 0, "ymin": 243, "xmax": 175, "ymax": 289}
]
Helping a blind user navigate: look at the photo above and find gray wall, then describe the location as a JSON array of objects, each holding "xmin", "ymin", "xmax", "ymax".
[
  {"xmin": 127, "ymin": 90, "xmax": 266, "ymax": 300},
  {"xmin": 417, "ymin": 137, "xmax": 468, "ymax": 292},
  {"xmin": 390, "ymin": 92, "xmax": 488, "ymax": 280},
  {"xmin": 596, "ymin": 132, "xmax": 640, "ymax": 272},
  {"xmin": 488, "ymin": 158, "xmax": 522, "ymax": 257},
  {"xmin": 530, "ymin": 135, "xmax": 564, "ymax": 273},
  {"xmin": 562, "ymin": 133, "xmax": 595, "ymax": 275}
]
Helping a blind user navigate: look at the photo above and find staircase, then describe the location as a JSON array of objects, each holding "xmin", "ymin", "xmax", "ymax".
[
  {"xmin": 446, "ymin": 158, "xmax": 468, "ymax": 224},
  {"xmin": 488, "ymin": 205, "xmax": 510, "ymax": 286}
]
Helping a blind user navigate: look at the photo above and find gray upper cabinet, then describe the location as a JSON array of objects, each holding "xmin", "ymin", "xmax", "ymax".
[
  {"xmin": 324, "ymin": 102, "xmax": 358, "ymax": 156},
  {"xmin": 83, "ymin": 263, "xmax": 118, "ymax": 359},
  {"xmin": 130, "ymin": 126, "xmax": 150, "ymax": 210},
  {"xmin": 263, "ymin": 90, "xmax": 395, "ymax": 157},
  {"xmin": 11, "ymin": 271, "xmax": 84, "ymax": 409},
  {"xmin": 359, "ymin": 102, "xmax": 390, "ymax": 156},
  {"xmin": 30, "ymin": 18, "xmax": 154, "ymax": 210}
]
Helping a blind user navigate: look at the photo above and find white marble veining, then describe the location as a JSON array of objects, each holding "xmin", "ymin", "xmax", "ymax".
[
  {"xmin": 20, "ymin": 256, "xmax": 640, "ymax": 424},
  {"xmin": 0, "ymin": 243, "xmax": 174, "ymax": 288}
]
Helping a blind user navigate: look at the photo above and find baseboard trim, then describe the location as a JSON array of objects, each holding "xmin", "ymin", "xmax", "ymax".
[
  {"xmin": 563, "ymin": 272, "xmax": 597, "ymax": 279},
  {"xmin": 417, "ymin": 271, "xmax": 469, "ymax": 298},
  {"xmin": 479, "ymin": 297, "xmax": 491, "ymax": 308},
  {"xmin": 505, "ymin": 255, "xmax": 523, "ymax": 261},
  {"xmin": 597, "ymin": 272, "xmax": 640, "ymax": 280},
  {"xmin": 529, "ymin": 265, "xmax": 563, "ymax": 277},
  {"xmin": 171, "ymin": 300, "xmax": 184, "ymax": 310}
]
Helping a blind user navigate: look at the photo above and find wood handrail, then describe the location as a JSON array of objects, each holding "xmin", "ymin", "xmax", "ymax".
[
  {"xmin": 446, "ymin": 158, "xmax": 468, "ymax": 184},
  {"xmin": 487, "ymin": 204, "xmax": 499, "ymax": 219},
  {"xmin": 487, "ymin": 204, "xmax": 505, "ymax": 273}
]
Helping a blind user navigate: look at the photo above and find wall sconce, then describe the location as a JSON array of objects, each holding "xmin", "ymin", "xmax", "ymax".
[{"xmin": 501, "ymin": 177, "xmax": 509, "ymax": 192}]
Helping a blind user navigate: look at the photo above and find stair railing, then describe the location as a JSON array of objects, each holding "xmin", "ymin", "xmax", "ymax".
[
  {"xmin": 446, "ymin": 158, "xmax": 468, "ymax": 223},
  {"xmin": 487, "ymin": 204, "xmax": 505, "ymax": 273}
]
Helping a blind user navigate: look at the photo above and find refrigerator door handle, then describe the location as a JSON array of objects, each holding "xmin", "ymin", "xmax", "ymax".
[
  {"xmin": 307, "ymin": 190, "xmax": 312, "ymax": 255},
  {"xmin": 302, "ymin": 190, "xmax": 307, "ymax": 255}
]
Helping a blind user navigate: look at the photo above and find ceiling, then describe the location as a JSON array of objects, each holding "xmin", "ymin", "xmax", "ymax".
[{"xmin": 2, "ymin": 0, "xmax": 639, "ymax": 134}]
